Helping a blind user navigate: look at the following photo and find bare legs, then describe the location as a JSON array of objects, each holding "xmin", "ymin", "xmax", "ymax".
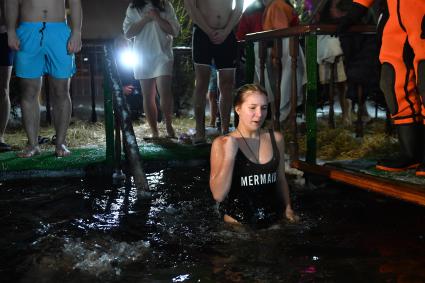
[
  {"xmin": 193, "ymin": 65, "xmax": 235, "ymax": 139},
  {"xmin": 19, "ymin": 77, "xmax": 72, "ymax": 157},
  {"xmin": 50, "ymin": 78, "xmax": 72, "ymax": 156},
  {"xmin": 193, "ymin": 64, "xmax": 210, "ymax": 141},
  {"xmin": 156, "ymin": 76, "xmax": 175, "ymax": 137},
  {"xmin": 207, "ymin": 89, "xmax": 218, "ymax": 127},
  {"xmin": 336, "ymin": 81, "xmax": 351, "ymax": 126},
  {"xmin": 140, "ymin": 78, "xmax": 159, "ymax": 137},
  {"xmin": 139, "ymin": 75, "xmax": 174, "ymax": 138},
  {"xmin": 18, "ymin": 78, "xmax": 42, "ymax": 157},
  {"xmin": 0, "ymin": 66, "xmax": 12, "ymax": 144},
  {"xmin": 217, "ymin": 69, "xmax": 235, "ymax": 134}
]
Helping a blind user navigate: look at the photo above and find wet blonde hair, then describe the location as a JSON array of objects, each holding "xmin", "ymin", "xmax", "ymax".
[{"xmin": 233, "ymin": 83, "xmax": 268, "ymax": 108}]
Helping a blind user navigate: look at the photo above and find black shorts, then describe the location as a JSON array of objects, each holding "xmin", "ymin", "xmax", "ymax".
[
  {"xmin": 0, "ymin": 33, "xmax": 14, "ymax": 67},
  {"xmin": 192, "ymin": 25, "xmax": 237, "ymax": 70}
]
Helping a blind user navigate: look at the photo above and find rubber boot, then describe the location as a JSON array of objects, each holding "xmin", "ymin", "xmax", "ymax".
[
  {"xmin": 376, "ymin": 124, "xmax": 421, "ymax": 172},
  {"xmin": 416, "ymin": 61, "xmax": 425, "ymax": 176},
  {"xmin": 415, "ymin": 125, "xmax": 425, "ymax": 176}
]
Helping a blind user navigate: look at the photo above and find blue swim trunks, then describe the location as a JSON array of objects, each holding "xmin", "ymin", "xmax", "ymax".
[{"xmin": 14, "ymin": 22, "xmax": 76, "ymax": 79}]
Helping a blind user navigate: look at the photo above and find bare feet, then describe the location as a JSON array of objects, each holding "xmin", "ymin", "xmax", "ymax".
[
  {"xmin": 17, "ymin": 145, "xmax": 41, "ymax": 158},
  {"xmin": 55, "ymin": 144, "xmax": 71, "ymax": 157},
  {"xmin": 166, "ymin": 124, "xmax": 176, "ymax": 138}
]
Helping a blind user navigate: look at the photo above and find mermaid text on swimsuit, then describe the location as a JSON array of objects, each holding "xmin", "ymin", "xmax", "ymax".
[{"xmin": 240, "ymin": 172, "xmax": 277, "ymax": 187}]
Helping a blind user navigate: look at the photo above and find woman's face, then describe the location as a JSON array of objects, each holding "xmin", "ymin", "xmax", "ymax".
[{"xmin": 235, "ymin": 90, "xmax": 268, "ymax": 131}]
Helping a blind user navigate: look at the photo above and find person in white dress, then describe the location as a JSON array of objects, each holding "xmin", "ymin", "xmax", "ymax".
[{"xmin": 123, "ymin": 0, "xmax": 180, "ymax": 138}]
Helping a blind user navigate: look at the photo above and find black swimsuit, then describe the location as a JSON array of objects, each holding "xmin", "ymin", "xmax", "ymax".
[{"xmin": 219, "ymin": 130, "xmax": 284, "ymax": 228}]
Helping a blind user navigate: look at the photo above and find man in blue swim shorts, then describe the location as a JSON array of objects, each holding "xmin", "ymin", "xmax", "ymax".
[
  {"xmin": 0, "ymin": 0, "xmax": 13, "ymax": 152},
  {"xmin": 184, "ymin": 0, "xmax": 243, "ymax": 143},
  {"xmin": 6, "ymin": 0, "xmax": 82, "ymax": 157}
]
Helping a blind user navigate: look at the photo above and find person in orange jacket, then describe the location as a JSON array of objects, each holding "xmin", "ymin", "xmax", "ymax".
[{"xmin": 339, "ymin": 0, "xmax": 425, "ymax": 176}]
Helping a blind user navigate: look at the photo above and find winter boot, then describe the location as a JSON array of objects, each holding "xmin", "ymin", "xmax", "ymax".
[
  {"xmin": 416, "ymin": 61, "xmax": 425, "ymax": 176},
  {"xmin": 376, "ymin": 123, "xmax": 421, "ymax": 172}
]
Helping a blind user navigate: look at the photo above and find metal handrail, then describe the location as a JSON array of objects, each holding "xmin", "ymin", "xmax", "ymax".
[{"xmin": 103, "ymin": 44, "xmax": 150, "ymax": 194}]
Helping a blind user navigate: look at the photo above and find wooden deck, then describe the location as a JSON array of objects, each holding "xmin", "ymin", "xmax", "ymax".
[{"xmin": 292, "ymin": 160, "xmax": 425, "ymax": 206}]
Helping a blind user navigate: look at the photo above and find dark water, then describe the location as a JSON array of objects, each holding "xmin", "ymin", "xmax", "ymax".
[{"xmin": 1, "ymin": 164, "xmax": 425, "ymax": 283}]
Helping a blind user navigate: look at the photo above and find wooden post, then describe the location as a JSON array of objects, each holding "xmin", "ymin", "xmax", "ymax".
[
  {"xmin": 356, "ymin": 84, "xmax": 364, "ymax": 137},
  {"xmin": 89, "ymin": 53, "xmax": 98, "ymax": 123},
  {"xmin": 305, "ymin": 35, "xmax": 318, "ymax": 164},
  {"xmin": 103, "ymin": 61, "xmax": 115, "ymax": 166},
  {"xmin": 236, "ymin": 40, "xmax": 244, "ymax": 85},
  {"xmin": 289, "ymin": 36, "xmax": 299, "ymax": 162},
  {"xmin": 259, "ymin": 41, "xmax": 266, "ymax": 88},
  {"xmin": 328, "ymin": 61, "xmax": 335, "ymax": 128},
  {"xmin": 272, "ymin": 39, "xmax": 282, "ymax": 131}
]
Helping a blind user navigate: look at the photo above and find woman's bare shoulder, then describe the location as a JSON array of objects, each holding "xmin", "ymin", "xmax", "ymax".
[
  {"xmin": 260, "ymin": 128, "xmax": 283, "ymax": 139},
  {"xmin": 212, "ymin": 134, "xmax": 236, "ymax": 146}
]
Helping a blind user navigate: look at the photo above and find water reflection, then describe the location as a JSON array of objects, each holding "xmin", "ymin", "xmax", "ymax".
[{"xmin": 0, "ymin": 165, "xmax": 425, "ymax": 282}]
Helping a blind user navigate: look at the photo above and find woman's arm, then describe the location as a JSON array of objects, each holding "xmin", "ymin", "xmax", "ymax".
[
  {"xmin": 274, "ymin": 131, "xmax": 299, "ymax": 222},
  {"xmin": 124, "ymin": 17, "xmax": 152, "ymax": 39},
  {"xmin": 123, "ymin": 7, "xmax": 152, "ymax": 39},
  {"xmin": 209, "ymin": 136, "xmax": 238, "ymax": 202},
  {"xmin": 148, "ymin": 7, "xmax": 175, "ymax": 36},
  {"xmin": 159, "ymin": 1, "xmax": 180, "ymax": 37}
]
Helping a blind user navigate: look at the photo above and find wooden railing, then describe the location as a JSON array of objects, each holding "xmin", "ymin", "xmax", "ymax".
[{"xmin": 245, "ymin": 24, "xmax": 376, "ymax": 164}]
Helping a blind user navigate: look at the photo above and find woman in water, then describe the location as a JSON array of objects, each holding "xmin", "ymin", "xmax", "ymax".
[{"xmin": 209, "ymin": 84, "xmax": 298, "ymax": 228}]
